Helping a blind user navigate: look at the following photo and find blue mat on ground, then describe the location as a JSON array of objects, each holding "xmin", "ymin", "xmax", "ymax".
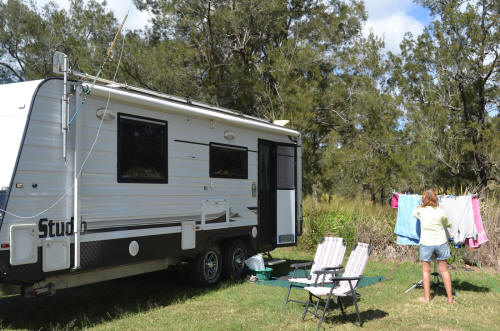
[{"xmin": 255, "ymin": 269, "xmax": 382, "ymax": 288}]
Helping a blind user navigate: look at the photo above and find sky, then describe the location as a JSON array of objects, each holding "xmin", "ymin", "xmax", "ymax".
[
  {"xmin": 35, "ymin": 0, "xmax": 432, "ymax": 54},
  {"xmin": 362, "ymin": 0, "xmax": 432, "ymax": 53}
]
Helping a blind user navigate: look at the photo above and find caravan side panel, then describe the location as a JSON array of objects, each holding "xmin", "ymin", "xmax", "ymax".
[{"xmin": 0, "ymin": 78, "xmax": 300, "ymax": 284}]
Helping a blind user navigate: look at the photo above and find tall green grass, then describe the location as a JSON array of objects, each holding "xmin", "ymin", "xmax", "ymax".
[{"xmin": 299, "ymin": 196, "xmax": 397, "ymax": 253}]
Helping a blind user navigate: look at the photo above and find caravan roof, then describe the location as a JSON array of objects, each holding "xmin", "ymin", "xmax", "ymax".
[{"xmin": 87, "ymin": 83, "xmax": 300, "ymax": 137}]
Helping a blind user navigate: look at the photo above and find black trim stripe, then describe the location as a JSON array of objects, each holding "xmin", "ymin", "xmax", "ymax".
[
  {"xmin": 83, "ymin": 222, "xmax": 182, "ymax": 234},
  {"xmin": 175, "ymin": 139, "xmax": 258, "ymax": 153},
  {"xmin": 84, "ymin": 211, "xmax": 228, "ymax": 233},
  {"xmin": 174, "ymin": 139, "xmax": 209, "ymax": 146}
]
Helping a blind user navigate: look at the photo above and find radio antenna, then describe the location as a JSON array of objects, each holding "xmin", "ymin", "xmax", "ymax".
[{"xmin": 67, "ymin": 9, "xmax": 129, "ymax": 126}]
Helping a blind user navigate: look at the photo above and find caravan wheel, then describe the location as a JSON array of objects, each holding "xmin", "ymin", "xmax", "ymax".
[
  {"xmin": 224, "ymin": 239, "xmax": 248, "ymax": 280},
  {"xmin": 192, "ymin": 244, "xmax": 222, "ymax": 286}
]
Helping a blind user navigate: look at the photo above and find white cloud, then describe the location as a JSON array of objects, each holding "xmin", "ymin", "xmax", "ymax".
[
  {"xmin": 106, "ymin": 0, "xmax": 151, "ymax": 31},
  {"xmin": 362, "ymin": 0, "xmax": 427, "ymax": 53}
]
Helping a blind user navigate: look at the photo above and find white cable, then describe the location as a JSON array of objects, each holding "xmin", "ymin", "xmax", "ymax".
[{"xmin": 0, "ymin": 35, "xmax": 127, "ymax": 220}]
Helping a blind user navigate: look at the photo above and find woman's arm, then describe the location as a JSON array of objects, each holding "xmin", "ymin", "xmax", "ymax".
[{"xmin": 440, "ymin": 215, "xmax": 451, "ymax": 228}]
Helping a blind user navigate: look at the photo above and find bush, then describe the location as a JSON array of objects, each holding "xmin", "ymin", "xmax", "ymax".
[
  {"xmin": 299, "ymin": 196, "xmax": 396, "ymax": 253},
  {"xmin": 300, "ymin": 208, "xmax": 357, "ymax": 251}
]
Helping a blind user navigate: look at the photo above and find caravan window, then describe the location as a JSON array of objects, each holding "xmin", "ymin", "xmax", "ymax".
[
  {"xmin": 117, "ymin": 114, "xmax": 168, "ymax": 183},
  {"xmin": 277, "ymin": 145, "xmax": 296, "ymax": 189},
  {"xmin": 209, "ymin": 143, "xmax": 248, "ymax": 179}
]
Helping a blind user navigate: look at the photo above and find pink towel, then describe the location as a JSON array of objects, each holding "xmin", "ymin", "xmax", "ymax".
[
  {"xmin": 465, "ymin": 196, "xmax": 488, "ymax": 248},
  {"xmin": 391, "ymin": 193, "xmax": 399, "ymax": 209}
]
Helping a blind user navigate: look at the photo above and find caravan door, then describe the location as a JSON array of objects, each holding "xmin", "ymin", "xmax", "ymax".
[
  {"xmin": 258, "ymin": 140, "xmax": 297, "ymax": 249},
  {"xmin": 275, "ymin": 144, "xmax": 296, "ymax": 245}
]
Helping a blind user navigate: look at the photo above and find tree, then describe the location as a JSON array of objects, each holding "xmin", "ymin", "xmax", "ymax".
[
  {"xmin": 134, "ymin": 0, "xmax": 368, "ymax": 196},
  {"xmin": 320, "ymin": 34, "xmax": 402, "ymax": 204},
  {"xmin": 0, "ymin": 0, "xmax": 118, "ymax": 82},
  {"xmin": 398, "ymin": 0, "xmax": 499, "ymax": 195}
]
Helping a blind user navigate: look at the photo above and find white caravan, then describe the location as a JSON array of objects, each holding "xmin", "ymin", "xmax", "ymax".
[{"xmin": 0, "ymin": 73, "xmax": 302, "ymax": 296}]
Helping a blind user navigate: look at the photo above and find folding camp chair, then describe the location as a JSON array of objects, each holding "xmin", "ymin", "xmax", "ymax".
[
  {"xmin": 284, "ymin": 237, "xmax": 346, "ymax": 308},
  {"xmin": 302, "ymin": 242, "xmax": 371, "ymax": 330}
]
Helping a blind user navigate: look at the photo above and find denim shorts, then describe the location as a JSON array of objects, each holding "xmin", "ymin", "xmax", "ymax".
[{"xmin": 419, "ymin": 243, "xmax": 451, "ymax": 262}]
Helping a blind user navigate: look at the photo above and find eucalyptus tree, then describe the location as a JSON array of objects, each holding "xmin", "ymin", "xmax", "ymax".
[
  {"xmin": 0, "ymin": 0, "xmax": 119, "ymax": 83},
  {"xmin": 320, "ymin": 34, "xmax": 402, "ymax": 203},
  {"xmin": 134, "ymin": 0, "xmax": 368, "ymax": 194},
  {"xmin": 398, "ymin": 0, "xmax": 499, "ymax": 195}
]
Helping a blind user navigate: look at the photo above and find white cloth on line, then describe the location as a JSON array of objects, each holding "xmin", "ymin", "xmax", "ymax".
[{"xmin": 440, "ymin": 196, "xmax": 477, "ymax": 245}]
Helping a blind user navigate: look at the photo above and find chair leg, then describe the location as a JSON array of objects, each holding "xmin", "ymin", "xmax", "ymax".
[
  {"xmin": 352, "ymin": 291, "xmax": 362, "ymax": 327},
  {"xmin": 317, "ymin": 294, "xmax": 332, "ymax": 331},
  {"xmin": 314, "ymin": 294, "xmax": 321, "ymax": 316},
  {"xmin": 284, "ymin": 283, "xmax": 293, "ymax": 309},
  {"xmin": 338, "ymin": 297, "xmax": 346, "ymax": 321},
  {"xmin": 302, "ymin": 292, "xmax": 312, "ymax": 321}
]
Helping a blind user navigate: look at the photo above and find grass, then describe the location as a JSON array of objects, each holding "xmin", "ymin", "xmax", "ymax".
[{"xmin": 0, "ymin": 247, "xmax": 498, "ymax": 330}]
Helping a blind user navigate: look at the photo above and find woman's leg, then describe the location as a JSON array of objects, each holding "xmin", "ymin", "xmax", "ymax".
[
  {"xmin": 438, "ymin": 260, "xmax": 454, "ymax": 303},
  {"xmin": 420, "ymin": 261, "xmax": 431, "ymax": 302}
]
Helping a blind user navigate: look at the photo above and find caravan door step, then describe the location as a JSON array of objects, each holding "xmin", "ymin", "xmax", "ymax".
[{"xmin": 266, "ymin": 259, "xmax": 286, "ymax": 266}]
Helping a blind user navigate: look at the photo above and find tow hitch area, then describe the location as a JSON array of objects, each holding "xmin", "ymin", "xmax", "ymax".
[{"xmin": 22, "ymin": 283, "xmax": 56, "ymax": 298}]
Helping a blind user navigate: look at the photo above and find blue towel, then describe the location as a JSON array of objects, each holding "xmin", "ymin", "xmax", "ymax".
[
  {"xmin": 397, "ymin": 235, "xmax": 420, "ymax": 245},
  {"xmin": 394, "ymin": 195, "xmax": 421, "ymax": 244}
]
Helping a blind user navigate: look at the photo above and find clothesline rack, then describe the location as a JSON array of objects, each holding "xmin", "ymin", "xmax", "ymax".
[
  {"xmin": 388, "ymin": 191, "xmax": 494, "ymax": 295},
  {"xmin": 391, "ymin": 191, "xmax": 478, "ymax": 198},
  {"xmin": 404, "ymin": 259, "xmax": 457, "ymax": 296}
]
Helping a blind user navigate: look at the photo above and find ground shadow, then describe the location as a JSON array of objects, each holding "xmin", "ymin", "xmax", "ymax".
[
  {"xmin": 426, "ymin": 279, "xmax": 491, "ymax": 298},
  {"xmin": 0, "ymin": 264, "xmax": 235, "ymax": 330},
  {"xmin": 268, "ymin": 258, "xmax": 311, "ymax": 277},
  {"xmin": 450, "ymin": 280, "xmax": 490, "ymax": 292},
  {"xmin": 313, "ymin": 308, "xmax": 388, "ymax": 326}
]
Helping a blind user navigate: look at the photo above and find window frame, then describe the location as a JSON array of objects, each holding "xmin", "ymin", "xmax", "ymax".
[
  {"xmin": 117, "ymin": 112, "xmax": 168, "ymax": 184},
  {"xmin": 209, "ymin": 142, "xmax": 248, "ymax": 179}
]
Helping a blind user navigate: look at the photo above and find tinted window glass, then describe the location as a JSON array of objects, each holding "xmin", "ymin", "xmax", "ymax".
[
  {"xmin": 0, "ymin": 189, "xmax": 7, "ymax": 212},
  {"xmin": 210, "ymin": 143, "xmax": 248, "ymax": 179},
  {"xmin": 118, "ymin": 114, "xmax": 168, "ymax": 183},
  {"xmin": 277, "ymin": 145, "xmax": 295, "ymax": 189}
]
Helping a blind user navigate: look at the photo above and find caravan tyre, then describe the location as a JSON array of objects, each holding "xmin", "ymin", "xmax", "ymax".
[
  {"xmin": 224, "ymin": 239, "xmax": 248, "ymax": 280},
  {"xmin": 192, "ymin": 244, "xmax": 222, "ymax": 286}
]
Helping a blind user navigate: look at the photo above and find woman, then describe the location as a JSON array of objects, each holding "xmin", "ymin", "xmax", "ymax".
[{"xmin": 413, "ymin": 189, "xmax": 454, "ymax": 303}]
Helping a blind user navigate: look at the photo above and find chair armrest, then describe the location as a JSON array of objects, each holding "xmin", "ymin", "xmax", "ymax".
[
  {"xmin": 312, "ymin": 269, "xmax": 335, "ymax": 276},
  {"xmin": 331, "ymin": 276, "xmax": 363, "ymax": 281},
  {"xmin": 322, "ymin": 265, "xmax": 343, "ymax": 271},
  {"xmin": 290, "ymin": 262, "xmax": 313, "ymax": 269}
]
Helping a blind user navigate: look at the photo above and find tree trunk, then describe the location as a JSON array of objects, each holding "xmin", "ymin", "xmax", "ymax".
[
  {"xmin": 369, "ymin": 182, "xmax": 376, "ymax": 205},
  {"xmin": 312, "ymin": 183, "xmax": 318, "ymax": 205}
]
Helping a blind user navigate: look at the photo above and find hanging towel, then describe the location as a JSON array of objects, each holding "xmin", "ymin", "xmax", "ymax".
[
  {"xmin": 391, "ymin": 193, "xmax": 399, "ymax": 209},
  {"xmin": 396, "ymin": 234, "xmax": 420, "ymax": 245},
  {"xmin": 464, "ymin": 196, "xmax": 488, "ymax": 248},
  {"xmin": 440, "ymin": 196, "xmax": 477, "ymax": 245},
  {"xmin": 394, "ymin": 195, "xmax": 421, "ymax": 244}
]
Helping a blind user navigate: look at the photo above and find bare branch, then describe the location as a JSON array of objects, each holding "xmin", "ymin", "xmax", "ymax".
[{"xmin": 0, "ymin": 61, "xmax": 24, "ymax": 81}]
